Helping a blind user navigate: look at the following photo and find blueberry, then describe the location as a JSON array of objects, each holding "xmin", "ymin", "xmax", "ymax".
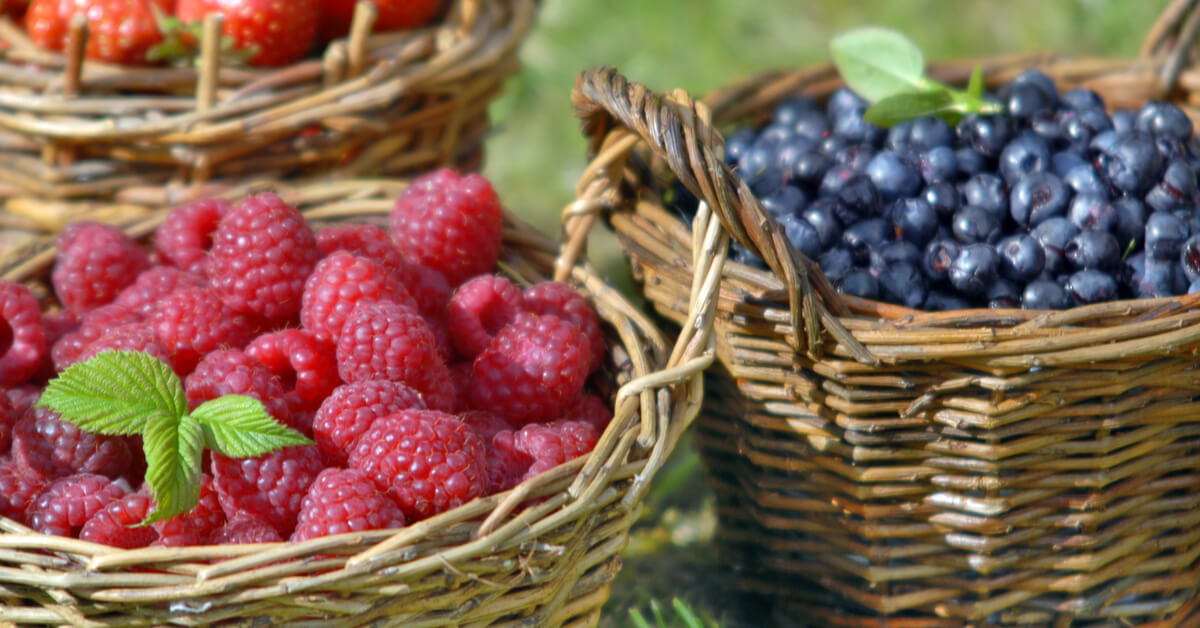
[
  {"xmin": 1032, "ymin": 217, "xmax": 1082, "ymax": 276},
  {"xmin": 1066, "ymin": 269, "xmax": 1119, "ymax": 305},
  {"xmin": 948, "ymin": 243, "xmax": 1000, "ymax": 296},
  {"xmin": 667, "ymin": 180, "xmax": 700, "ymax": 224},
  {"xmin": 836, "ymin": 174, "xmax": 883, "ymax": 221},
  {"xmin": 837, "ymin": 269, "xmax": 879, "ymax": 300},
  {"xmin": 878, "ymin": 262, "xmax": 927, "ymax": 308},
  {"xmin": 760, "ymin": 185, "xmax": 807, "ymax": 219},
  {"xmin": 826, "ymin": 87, "xmax": 868, "ymax": 119},
  {"xmin": 819, "ymin": 134, "xmax": 848, "ymax": 156},
  {"xmin": 876, "ymin": 240, "xmax": 922, "ymax": 269},
  {"xmin": 730, "ymin": 240, "xmax": 767, "ymax": 270},
  {"xmin": 790, "ymin": 151, "xmax": 834, "ymax": 188},
  {"xmin": 961, "ymin": 173, "xmax": 1008, "ymax": 218},
  {"xmin": 1060, "ymin": 88, "xmax": 1105, "ymax": 111},
  {"xmin": 987, "ymin": 278, "xmax": 1022, "ymax": 308},
  {"xmin": 916, "ymin": 146, "xmax": 958, "ymax": 184},
  {"xmin": 1145, "ymin": 211, "xmax": 1189, "ymax": 260},
  {"xmin": 885, "ymin": 122, "xmax": 914, "ymax": 151},
  {"xmin": 1145, "ymin": 159, "xmax": 1198, "ymax": 213},
  {"xmin": 998, "ymin": 132, "xmax": 1051, "ymax": 184},
  {"xmin": 724, "ymin": 127, "xmax": 757, "ymax": 166},
  {"xmin": 922, "ymin": 182, "xmax": 961, "ymax": 220},
  {"xmin": 1181, "ymin": 234, "xmax": 1200, "ymax": 282},
  {"xmin": 921, "ymin": 239, "xmax": 961, "ymax": 283},
  {"xmin": 1065, "ymin": 229, "xmax": 1121, "ymax": 270},
  {"xmin": 1135, "ymin": 101, "xmax": 1194, "ymax": 141},
  {"xmin": 819, "ymin": 247, "xmax": 855, "ymax": 284},
  {"xmin": 955, "ymin": 147, "xmax": 988, "ymax": 177},
  {"xmin": 1174, "ymin": 206, "xmax": 1200, "ymax": 238},
  {"xmin": 1006, "ymin": 69, "xmax": 1059, "ymax": 102},
  {"xmin": 842, "ymin": 217, "xmax": 889, "ymax": 263},
  {"xmin": 833, "ymin": 110, "xmax": 885, "ymax": 145},
  {"xmin": 1111, "ymin": 197, "xmax": 1147, "ymax": 252},
  {"xmin": 1061, "ymin": 107, "xmax": 1113, "ymax": 147},
  {"xmin": 866, "ymin": 150, "xmax": 921, "ymax": 202},
  {"xmin": 956, "ymin": 114, "xmax": 1013, "ymax": 158},
  {"xmin": 772, "ymin": 96, "xmax": 819, "ymax": 126},
  {"xmin": 777, "ymin": 212, "xmax": 823, "ymax": 259},
  {"xmin": 1030, "ymin": 110, "xmax": 1065, "ymax": 144},
  {"xmin": 997, "ymin": 234, "xmax": 1046, "ymax": 282},
  {"xmin": 818, "ymin": 164, "xmax": 856, "ymax": 199},
  {"xmin": 832, "ymin": 143, "xmax": 878, "ymax": 172},
  {"xmin": 1126, "ymin": 253, "xmax": 1179, "ymax": 298},
  {"xmin": 747, "ymin": 166, "xmax": 786, "ymax": 197},
  {"xmin": 1022, "ymin": 279, "xmax": 1071, "ymax": 309},
  {"xmin": 1088, "ymin": 129, "xmax": 1121, "ymax": 158},
  {"xmin": 952, "ymin": 205, "xmax": 1002, "ymax": 244},
  {"xmin": 792, "ymin": 109, "xmax": 830, "ymax": 142},
  {"xmin": 1052, "ymin": 150, "xmax": 1087, "ymax": 176},
  {"xmin": 1110, "ymin": 110, "xmax": 1136, "ymax": 134},
  {"xmin": 1010, "ymin": 172, "xmax": 1069, "ymax": 226},
  {"xmin": 924, "ymin": 290, "xmax": 972, "ymax": 311},
  {"xmin": 889, "ymin": 197, "xmax": 939, "ymax": 247},
  {"xmin": 909, "ymin": 116, "xmax": 954, "ymax": 150},
  {"xmin": 1066, "ymin": 193, "xmax": 1116, "ymax": 232},
  {"xmin": 801, "ymin": 199, "xmax": 842, "ymax": 250},
  {"xmin": 775, "ymin": 136, "xmax": 819, "ymax": 177},
  {"xmin": 1005, "ymin": 83, "xmax": 1056, "ymax": 121},
  {"xmin": 1099, "ymin": 133, "xmax": 1164, "ymax": 195},
  {"xmin": 1063, "ymin": 163, "xmax": 1109, "ymax": 198}
]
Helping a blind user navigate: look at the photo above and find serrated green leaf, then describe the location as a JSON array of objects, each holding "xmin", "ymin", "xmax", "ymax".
[
  {"xmin": 967, "ymin": 64, "xmax": 985, "ymax": 100},
  {"xmin": 36, "ymin": 350, "xmax": 187, "ymax": 437},
  {"xmin": 141, "ymin": 413, "xmax": 204, "ymax": 525},
  {"xmin": 192, "ymin": 395, "xmax": 313, "ymax": 458},
  {"xmin": 830, "ymin": 27, "xmax": 927, "ymax": 102},
  {"xmin": 863, "ymin": 89, "xmax": 958, "ymax": 127}
]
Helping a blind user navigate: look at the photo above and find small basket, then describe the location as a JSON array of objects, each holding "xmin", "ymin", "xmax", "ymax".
[
  {"xmin": 0, "ymin": 176, "xmax": 717, "ymax": 627},
  {"xmin": 568, "ymin": 1, "xmax": 1200, "ymax": 624},
  {"xmin": 0, "ymin": 0, "xmax": 536, "ymax": 252}
]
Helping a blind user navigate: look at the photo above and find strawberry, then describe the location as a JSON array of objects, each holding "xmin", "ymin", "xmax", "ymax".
[
  {"xmin": 2, "ymin": 0, "xmax": 30, "ymax": 18},
  {"xmin": 317, "ymin": 0, "xmax": 444, "ymax": 43},
  {"xmin": 25, "ymin": 0, "xmax": 173, "ymax": 65},
  {"xmin": 174, "ymin": 0, "xmax": 318, "ymax": 67}
]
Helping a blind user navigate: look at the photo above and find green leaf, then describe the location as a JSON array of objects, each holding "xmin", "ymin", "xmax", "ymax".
[
  {"xmin": 36, "ymin": 350, "xmax": 187, "ymax": 437},
  {"xmin": 830, "ymin": 27, "xmax": 927, "ymax": 102},
  {"xmin": 192, "ymin": 395, "xmax": 313, "ymax": 458},
  {"xmin": 142, "ymin": 413, "xmax": 205, "ymax": 525},
  {"xmin": 967, "ymin": 64, "xmax": 985, "ymax": 100},
  {"xmin": 863, "ymin": 89, "xmax": 958, "ymax": 127},
  {"xmin": 672, "ymin": 599, "xmax": 706, "ymax": 628}
]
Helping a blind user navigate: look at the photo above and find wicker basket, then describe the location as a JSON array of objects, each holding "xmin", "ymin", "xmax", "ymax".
[
  {"xmin": 0, "ymin": 176, "xmax": 718, "ymax": 626},
  {"xmin": 0, "ymin": 0, "xmax": 536, "ymax": 253},
  {"xmin": 568, "ymin": 1, "xmax": 1200, "ymax": 624}
]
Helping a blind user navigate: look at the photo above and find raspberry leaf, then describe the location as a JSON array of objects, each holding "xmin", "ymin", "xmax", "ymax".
[
  {"xmin": 829, "ymin": 27, "xmax": 928, "ymax": 102},
  {"xmin": 36, "ymin": 350, "xmax": 187, "ymax": 437},
  {"xmin": 142, "ymin": 413, "xmax": 205, "ymax": 525},
  {"xmin": 192, "ymin": 395, "xmax": 313, "ymax": 458}
]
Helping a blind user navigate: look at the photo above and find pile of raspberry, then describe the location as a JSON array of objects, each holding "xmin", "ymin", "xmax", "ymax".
[{"xmin": 0, "ymin": 168, "xmax": 612, "ymax": 548}]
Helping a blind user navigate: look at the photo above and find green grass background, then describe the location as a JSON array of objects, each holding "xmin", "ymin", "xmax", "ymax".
[{"xmin": 478, "ymin": 1, "xmax": 1166, "ymax": 624}]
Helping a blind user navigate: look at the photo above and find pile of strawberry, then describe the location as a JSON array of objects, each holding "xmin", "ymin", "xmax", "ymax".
[
  {"xmin": 7, "ymin": 0, "xmax": 444, "ymax": 67},
  {"xmin": 0, "ymin": 167, "xmax": 612, "ymax": 548}
]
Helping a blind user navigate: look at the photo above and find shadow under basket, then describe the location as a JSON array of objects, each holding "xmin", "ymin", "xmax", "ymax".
[
  {"xmin": 0, "ymin": 0, "xmax": 536, "ymax": 253},
  {"xmin": 567, "ymin": 2, "xmax": 1200, "ymax": 624},
  {"xmin": 0, "ymin": 176, "xmax": 717, "ymax": 627}
]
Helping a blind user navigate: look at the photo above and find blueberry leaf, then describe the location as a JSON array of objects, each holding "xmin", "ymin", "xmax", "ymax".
[
  {"xmin": 863, "ymin": 90, "xmax": 958, "ymax": 127},
  {"xmin": 141, "ymin": 413, "xmax": 205, "ymax": 525},
  {"xmin": 830, "ymin": 27, "xmax": 928, "ymax": 102},
  {"xmin": 192, "ymin": 395, "xmax": 313, "ymax": 458},
  {"xmin": 36, "ymin": 350, "xmax": 186, "ymax": 437},
  {"xmin": 967, "ymin": 64, "xmax": 985, "ymax": 101}
]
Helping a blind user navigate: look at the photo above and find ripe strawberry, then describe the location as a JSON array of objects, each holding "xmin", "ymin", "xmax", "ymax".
[
  {"xmin": 317, "ymin": 0, "xmax": 444, "ymax": 42},
  {"xmin": 175, "ymin": 0, "xmax": 318, "ymax": 67},
  {"xmin": 25, "ymin": 0, "xmax": 173, "ymax": 66}
]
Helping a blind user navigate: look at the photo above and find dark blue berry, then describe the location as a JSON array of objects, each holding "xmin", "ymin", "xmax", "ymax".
[
  {"xmin": 866, "ymin": 150, "xmax": 921, "ymax": 202},
  {"xmin": 924, "ymin": 290, "xmax": 971, "ymax": 311},
  {"xmin": 1126, "ymin": 253, "xmax": 1179, "ymax": 298},
  {"xmin": 875, "ymin": 240, "xmax": 922, "ymax": 269},
  {"xmin": 730, "ymin": 240, "xmax": 767, "ymax": 270},
  {"xmin": 1010, "ymin": 172, "xmax": 1069, "ymax": 226},
  {"xmin": 775, "ymin": 136, "xmax": 819, "ymax": 177},
  {"xmin": 1135, "ymin": 101, "xmax": 1194, "ymax": 142},
  {"xmin": 948, "ymin": 243, "xmax": 1000, "ymax": 296},
  {"xmin": 909, "ymin": 116, "xmax": 954, "ymax": 150},
  {"xmin": 955, "ymin": 147, "xmax": 988, "ymax": 177},
  {"xmin": 724, "ymin": 127, "xmax": 757, "ymax": 166},
  {"xmin": 916, "ymin": 146, "xmax": 958, "ymax": 184},
  {"xmin": 886, "ymin": 122, "xmax": 914, "ymax": 151},
  {"xmin": 778, "ymin": 212, "xmax": 823, "ymax": 259},
  {"xmin": 1088, "ymin": 129, "xmax": 1121, "ymax": 158},
  {"xmin": 1190, "ymin": 278, "xmax": 1200, "ymax": 294},
  {"xmin": 836, "ymin": 174, "xmax": 882, "ymax": 221},
  {"xmin": 1065, "ymin": 229, "xmax": 1121, "ymax": 271},
  {"xmin": 957, "ymin": 114, "xmax": 1013, "ymax": 158},
  {"xmin": 998, "ymin": 132, "xmax": 1051, "ymax": 184},
  {"xmin": 1030, "ymin": 110, "xmax": 1064, "ymax": 144},
  {"xmin": 1022, "ymin": 279, "xmax": 1071, "ymax": 309},
  {"xmin": 1066, "ymin": 193, "xmax": 1116, "ymax": 232},
  {"xmin": 842, "ymin": 218, "xmax": 889, "ymax": 264},
  {"xmin": 1060, "ymin": 88, "xmax": 1105, "ymax": 111},
  {"xmin": 952, "ymin": 205, "xmax": 1002, "ymax": 244},
  {"xmin": 1145, "ymin": 159, "xmax": 1197, "ymax": 213},
  {"xmin": 761, "ymin": 185, "xmax": 807, "ymax": 220},
  {"xmin": 1051, "ymin": 150, "xmax": 1087, "ymax": 176},
  {"xmin": 877, "ymin": 262, "xmax": 927, "ymax": 308},
  {"xmin": 826, "ymin": 87, "xmax": 868, "ymax": 119},
  {"xmin": 1111, "ymin": 197, "xmax": 1147, "ymax": 252},
  {"xmin": 833, "ymin": 110, "xmax": 884, "ymax": 145},
  {"xmin": 837, "ymin": 269, "xmax": 879, "ymax": 300},
  {"xmin": 1062, "ymin": 107, "xmax": 1113, "ymax": 146},
  {"xmin": 1005, "ymin": 83, "xmax": 1056, "ymax": 121},
  {"xmin": 1066, "ymin": 270, "xmax": 1119, "ymax": 305},
  {"xmin": 921, "ymin": 182, "xmax": 961, "ymax": 220},
  {"xmin": 1062, "ymin": 163, "xmax": 1109, "ymax": 198},
  {"xmin": 772, "ymin": 96, "xmax": 819, "ymax": 126},
  {"xmin": 792, "ymin": 109, "xmax": 830, "ymax": 141},
  {"xmin": 1099, "ymin": 133, "xmax": 1164, "ymax": 195},
  {"xmin": 1032, "ymin": 217, "xmax": 1081, "ymax": 276},
  {"xmin": 819, "ymin": 248, "xmax": 855, "ymax": 284},
  {"xmin": 819, "ymin": 135, "xmax": 848, "ymax": 156},
  {"xmin": 1111, "ymin": 110, "xmax": 1136, "ymax": 134},
  {"xmin": 748, "ymin": 166, "xmax": 786, "ymax": 197},
  {"xmin": 790, "ymin": 151, "xmax": 834, "ymax": 188},
  {"xmin": 802, "ymin": 199, "xmax": 842, "ymax": 250},
  {"xmin": 1007, "ymin": 69, "xmax": 1058, "ymax": 102},
  {"xmin": 961, "ymin": 173, "xmax": 1008, "ymax": 218},
  {"xmin": 832, "ymin": 143, "xmax": 878, "ymax": 172},
  {"xmin": 921, "ymin": 239, "xmax": 961, "ymax": 283},
  {"xmin": 889, "ymin": 198, "xmax": 939, "ymax": 247},
  {"xmin": 818, "ymin": 164, "xmax": 857, "ymax": 199},
  {"xmin": 1180, "ymin": 234, "xmax": 1200, "ymax": 283},
  {"xmin": 997, "ymin": 234, "xmax": 1046, "ymax": 282},
  {"xmin": 1145, "ymin": 211, "xmax": 1189, "ymax": 260},
  {"xmin": 987, "ymin": 278, "xmax": 1022, "ymax": 308}
]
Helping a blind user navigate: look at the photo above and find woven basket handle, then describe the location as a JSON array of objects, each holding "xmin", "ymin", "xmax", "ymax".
[
  {"xmin": 1141, "ymin": 0, "xmax": 1200, "ymax": 95},
  {"xmin": 568, "ymin": 66, "xmax": 878, "ymax": 365}
]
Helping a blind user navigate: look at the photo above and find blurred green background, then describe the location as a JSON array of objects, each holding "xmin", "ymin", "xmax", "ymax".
[{"xmin": 478, "ymin": 1, "xmax": 1166, "ymax": 625}]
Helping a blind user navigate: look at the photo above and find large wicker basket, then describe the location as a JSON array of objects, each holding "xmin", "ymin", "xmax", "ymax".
[
  {"xmin": 0, "ymin": 176, "xmax": 718, "ymax": 626},
  {"xmin": 0, "ymin": 0, "xmax": 536, "ymax": 253},
  {"xmin": 568, "ymin": 1, "xmax": 1200, "ymax": 624}
]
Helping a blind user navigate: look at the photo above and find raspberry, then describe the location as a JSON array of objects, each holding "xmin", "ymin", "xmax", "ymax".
[
  {"xmin": 291, "ymin": 468, "xmax": 406, "ymax": 542},
  {"xmin": 212, "ymin": 445, "xmax": 324, "ymax": 537},
  {"xmin": 390, "ymin": 168, "xmax": 504, "ymax": 286},
  {"xmin": 211, "ymin": 511, "xmax": 283, "ymax": 544},
  {"xmin": 316, "ymin": 223, "xmax": 407, "ymax": 278},
  {"xmin": 0, "ymin": 280, "xmax": 46, "ymax": 387},
  {"xmin": 559, "ymin": 394, "xmax": 612, "ymax": 434},
  {"xmin": 312, "ymin": 380, "xmax": 426, "ymax": 466},
  {"xmin": 460, "ymin": 410, "xmax": 519, "ymax": 493},
  {"xmin": 208, "ymin": 193, "xmax": 321, "ymax": 322},
  {"xmin": 523, "ymin": 281, "xmax": 606, "ymax": 373},
  {"xmin": 245, "ymin": 329, "xmax": 340, "ymax": 415},
  {"xmin": 75, "ymin": 323, "xmax": 172, "ymax": 368},
  {"xmin": 335, "ymin": 300, "xmax": 455, "ymax": 411},
  {"xmin": 151, "ymin": 288, "xmax": 260, "ymax": 374},
  {"xmin": 469, "ymin": 314, "xmax": 591, "ymax": 425},
  {"xmin": 29, "ymin": 473, "xmax": 126, "ymax": 537},
  {"xmin": 51, "ymin": 303, "xmax": 141, "ymax": 371},
  {"xmin": 184, "ymin": 349, "xmax": 293, "ymax": 431},
  {"xmin": 489, "ymin": 430, "xmax": 532, "ymax": 492},
  {"xmin": 514, "ymin": 420, "xmax": 599, "ymax": 481},
  {"xmin": 79, "ymin": 492, "xmax": 158, "ymax": 548},
  {"xmin": 113, "ymin": 267, "xmax": 207, "ymax": 318},
  {"xmin": 153, "ymin": 474, "xmax": 225, "ymax": 547},
  {"xmin": 154, "ymin": 197, "xmax": 231, "ymax": 276},
  {"xmin": 398, "ymin": 262, "xmax": 452, "ymax": 321},
  {"xmin": 348, "ymin": 409, "xmax": 486, "ymax": 521},
  {"xmin": 0, "ymin": 458, "xmax": 46, "ymax": 524},
  {"xmin": 51, "ymin": 221, "xmax": 151, "ymax": 316},
  {"xmin": 446, "ymin": 274, "xmax": 522, "ymax": 359},
  {"xmin": 13, "ymin": 408, "xmax": 132, "ymax": 481},
  {"xmin": 459, "ymin": 410, "xmax": 513, "ymax": 442},
  {"xmin": 0, "ymin": 395, "xmax": 16, "ymax": 455},
  {"xmin": 300, "ymin": 251, "xmax": 413, "ymax": 344},
  {"xmin": 5, "ymin": 385, "xmax": 43, "ymax": 415}
]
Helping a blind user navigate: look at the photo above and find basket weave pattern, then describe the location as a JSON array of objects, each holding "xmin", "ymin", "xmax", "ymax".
[
  {"xmin": 0, "ymin": 177, "xmax": 717, "ymax": 627},
  {"xmin": 571, "ymin": 2, "xmax": 1200, "ymax": 622}
]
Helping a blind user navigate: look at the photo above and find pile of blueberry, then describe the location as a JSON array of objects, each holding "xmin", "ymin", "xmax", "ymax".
[{"xmin": 673, "ymin": 70, "xmax": 1200, "ymax": 310}]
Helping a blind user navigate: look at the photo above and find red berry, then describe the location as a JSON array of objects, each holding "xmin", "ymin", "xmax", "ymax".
[
  {"xmin": 460, "ymin": 410, "xmax": 518, "ymax": 493},
  {"xmin": 51, "ymin": 221, "xmax": 151, "ymax": 316},
  {"xmin": 212, "ymin": 445, "xmax": 324, "ymax": 537},
  {"xmin": 0, "ymin": 395, "xmax": 17, "ymax": 455},
  {"xmin": 523, "ymin": 281, "xmax": 606, "ymax": 373},
  {"xmin": 13, "ymin": 408, "xmax": 132, "ymax": 481},
  {"xmin": 558, "ymin": 394, "xmax": 612, "ymax": 435},
  {"xmin": 76, "ymin": 323, "xmax": 173, "ymax": 368},
  {"xmin": 175, "ymin": 0, "xmax": 319, "ymax": 67},
  {"xmin": 184, "ymin": 349, "xmax": 293, "ymax": 431},
  {"xmin": 79, "ymin": 492, "xmax": 158, "ymax": 548},
  {"xmin": 398, "ymin": 262, "xmax": 451, "ymax": 321},
  {"xmin": 291, "ymin": 468, "xmax": 406, "ymax": 542},
  {"xmin": 29, "ymin": 473, "xmax": 126, "ymax": 537},
  {"xmin": 446, "ymin": 274, "xmax": 522, "ymax": 359},
  {"xmin": 151, "ymin": 288, "xmax": 260, "ymax": 374},
  {"xmin": 245, "ymin": 329, "xmax": 340, "ymax": 415},
  {"xmin": 153, "ymin": 474, "xmax": 225, "ymax": 547},
  {"xmin": 5, "ymin": 385, "xmax": 43, "ymax": 415},
  {"xmin": 114, "ymin": 267, "xmax": 207, "ymax": 318},
  {"xmin": 211, "ymin": 510, "xmax": 282, "ymax": 544},
  {"xmin": 348, "ymin": 409, "xmax": 486, "ymax": 521},
  {"xmin": 335, "ymin": 300, "xmax": 455, "ymax": 411},
  {"xmin": 488, "ymin": 430, "xmax": 532, "ymax": 492},
  {"xmin": 514, "ymin": 420, "xmax": 599, "ymax": 482},
  {"xmin": 51, "ymin": 303, "xmax": 141, "ymax": 371},
  {"xmin": 316, "ymin": 223, "xmax": 407, "ymax": 279},
  {"xmin": 0, "ymin": 458, "xmax": 46, "ymax": 524},
  {"xmin": 312, "ymin": 379, "xmax": 425, "ymax": 466},
  {"xmin": 390, "ymin": 168, "xmax": 504, "ymax": 286},
  {"xmin": 469, "ymin": 314, "xmax": 591, "ymax": 426},
  {"xmin": 0, "ymin": 280, "xmax": 46, "ymax": 387},
  {"xmin": 155, "ymin": 198, "xmax": 232, "ymax": 276},
  {"xmin": 208, "ymin": 193, "xmax": 321, "ymax": 322},
  {"xmin": 317, "ymin": 0, "xmax": 443, "ymax": 41},
  {"xmin": 301, "ymin": 250, "xmax": 413, "ymax": 344},
  {"xmin": 25, "ymin": 0, "xmax": 173, "ymax": 65}
]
